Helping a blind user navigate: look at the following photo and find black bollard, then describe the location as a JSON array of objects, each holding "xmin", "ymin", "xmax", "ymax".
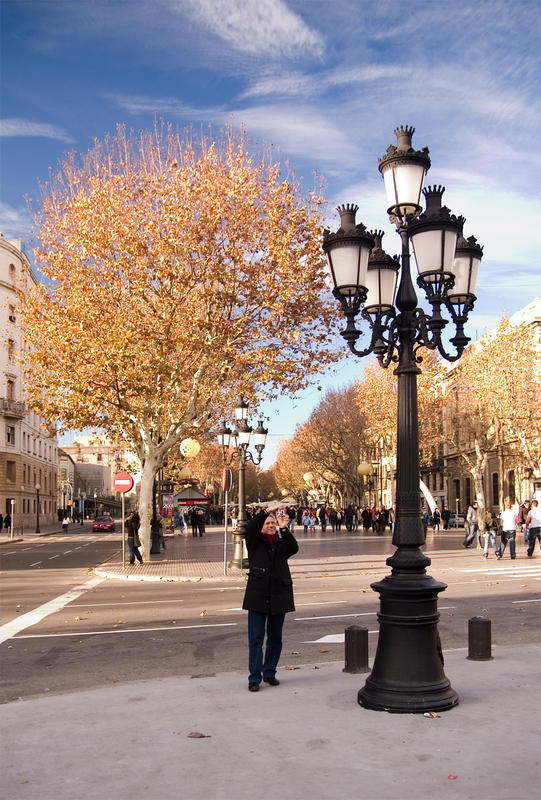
[
  {"xmin": 467, "ymin": 616, "xmax": 493, "ymax": 660},
  {"xmin": 343, "ymin": 625, "xmax": 369, "ymax": 673}
]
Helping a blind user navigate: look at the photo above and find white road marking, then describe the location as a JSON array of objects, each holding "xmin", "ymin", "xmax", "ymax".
[
  {"xmin": 512, "ymin": 598, "xmax": 541, "ymax": 603},
  {"xmin": 29, "ymin": 561, "xmax": 42, "ymax": 567},
  {"xmin": 295, "ymin": 612, "xmax": 377, "ymax": 621},
  {"xmin": 3, "ymin": 551, "xmax": 17, "ymax": 555},
  {"xmin": 302, "ymin": 632, "xmax": 379, "ymax": 644},
  {"xmin": 14, "ymin": 622, "xmax": 237, "ymax": 639},
  {"xmin": 70, "ymin": 599, "xmax": 185, "ymax": 607},
  {"xmin": 0, "ymin": 576, "xmax": 106, "ymax": 644},
  {"xmin": 48, "ymin": 555, "xmax": 60, "ymax": 559},
  {"xmin": 63, "ymin": 550, "xmax": 72, "ymax": 554}
]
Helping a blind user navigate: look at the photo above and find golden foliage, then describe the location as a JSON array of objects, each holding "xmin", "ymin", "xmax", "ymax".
[{"xmin": 20, "ymin": 124, "xmax": 340, "ymax": 550}]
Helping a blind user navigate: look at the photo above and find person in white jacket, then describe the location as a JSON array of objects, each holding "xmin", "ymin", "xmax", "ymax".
[{"xmin": 499, "ymin": 500, "xmax": 518, "ymax": 559}]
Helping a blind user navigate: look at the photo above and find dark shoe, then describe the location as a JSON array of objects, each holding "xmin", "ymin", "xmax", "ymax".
[
  {"xmin": 248, "ymin": 683, "xmax": 260, "ymax": 692},
  {"xmin": 263, "ymin": 677, "xmax": 280, "ymax": 686}
]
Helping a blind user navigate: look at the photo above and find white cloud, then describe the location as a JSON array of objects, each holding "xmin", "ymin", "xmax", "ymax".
[
  {"xmin": 0, "ymin": 118, "xmax": 74, "ymax": 144},
  {"xmin": 0, "ymin": 202, "xmax": 32, "ymax": 238},
  {"xmin": 172, "ymin": 0, "xmax": 325, "ymax": 58}
]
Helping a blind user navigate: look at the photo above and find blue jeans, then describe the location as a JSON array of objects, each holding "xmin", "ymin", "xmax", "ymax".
[
  {"xmin": 500, "ymin": 530, "xmax": 516, "ymax": 558},
  {"xmin": 248, "ymin": 611, "xmax": 285, "ymax": 685},
  {"xmin": 128, "ymin": 538, "xmax": 142, "ymax": 563}
]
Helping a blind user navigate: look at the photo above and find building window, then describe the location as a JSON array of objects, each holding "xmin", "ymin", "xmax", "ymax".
[
  {"xmin": 7, "ymin": 339, "xmax": 15, "ymax": 363},
  {"xmin": 453, "ymin": 479, "xmax": 461, "ymax": 510},
  {"xmin": 6, "ymin": 380, "xmax": 15, "ymax": 401},
  {"xmin": 465, "ymin": 477, "xmax": 472, "ymax": 508},
  {"xmin": 508, "ymin": 471, "xmax": 516, "ymax": 503},
  {"xmin": 6, "ymin": 425, "xmax": 15, "ymax": 446},
  {"xmin": 8, "ymin": 305, "xmax": 16, "ymax": 323},
  {"xmin": 492, "ymin": 473, "xmax": 499, "ymax": 507},
  {"xmin": 6, "ymin": 461, "xmax": 16, "ymax": 482}
]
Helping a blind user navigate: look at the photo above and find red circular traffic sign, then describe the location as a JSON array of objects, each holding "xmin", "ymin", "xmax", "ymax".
[{"xmin": 113, "ymin": 472, "xmax": 134, "ymax": 493}]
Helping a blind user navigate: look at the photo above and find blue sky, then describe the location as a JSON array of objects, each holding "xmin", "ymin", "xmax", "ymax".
[{"xmin": 1, "ymin": 0, "xmax": 540, "ymax": 467}]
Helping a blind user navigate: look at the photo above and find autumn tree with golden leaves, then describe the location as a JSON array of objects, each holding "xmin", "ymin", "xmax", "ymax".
[
  {"xmin": 442, "ymin": 315, "xmax": 541, "ymax": 524},
  {"xmin": 20, "ymin": 125, "xmax": 340, "ymax": 553}
]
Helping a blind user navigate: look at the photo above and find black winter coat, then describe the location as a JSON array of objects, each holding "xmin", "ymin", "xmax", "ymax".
[{"xmin": 242, "ymin": 511, "xmax": 299, "ymax": 615}]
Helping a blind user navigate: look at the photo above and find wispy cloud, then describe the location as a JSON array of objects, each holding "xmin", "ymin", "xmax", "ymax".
[
  {"xmin": 0, "ymin": 118, "xmax": 74, "ymax": 143},
  {"xmin": 171, "ymin": 0, "xmax": 325, "ymax": 59},
  {"xmin": 0, "ymin": 202, "xmax": 32, "ymax": 238}
]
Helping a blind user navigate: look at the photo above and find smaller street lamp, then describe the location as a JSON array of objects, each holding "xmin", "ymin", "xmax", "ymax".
[
  {"xmin": 216, "ymin": 398, "xmax": 268, "ymax": 568},
  {"xmin": 35, "ymin": 483, "xmax": 41, "ymax": 534}
]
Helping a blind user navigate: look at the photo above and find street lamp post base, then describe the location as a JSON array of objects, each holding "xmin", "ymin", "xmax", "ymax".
[
  {"xmin": 229, "ymin": 533, "xmax": 249, "ymax": 570},
  {"xmin": 358, "ymin": 572, "xmax": 459, "ymax": 713}
]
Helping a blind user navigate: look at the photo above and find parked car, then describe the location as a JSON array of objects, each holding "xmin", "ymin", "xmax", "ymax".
[{"xmin": 92, "ymin": 515, "xmax": 116, "ymax": 532}]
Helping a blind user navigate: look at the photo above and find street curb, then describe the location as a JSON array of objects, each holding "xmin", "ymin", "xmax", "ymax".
[
  {"xmin": 0, "ymin": 538, "xmax": 23, "ymax": 545},
  {"xmin": 93, "ymin": 566, "xmax": 204, "ymax": 583}
]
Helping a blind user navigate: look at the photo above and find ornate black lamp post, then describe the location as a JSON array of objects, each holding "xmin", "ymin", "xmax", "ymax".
[
  {"xmin": 216, "ymin": 398, "xmax": 268, "ymax": 568},
  {"xmin": 323, "ymin": 126, "xmax": 483, "ymax": 713}
]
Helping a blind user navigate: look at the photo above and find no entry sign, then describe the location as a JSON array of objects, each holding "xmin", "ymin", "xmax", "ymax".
[{"xmin": 113, "ymin": 472, "xmax": 134, "ymax": 493}]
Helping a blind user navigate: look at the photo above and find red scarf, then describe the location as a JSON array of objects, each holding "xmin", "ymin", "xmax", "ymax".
[{"xmin": 261, "ymin": 530, "xmax": 278, "ymax": 546}]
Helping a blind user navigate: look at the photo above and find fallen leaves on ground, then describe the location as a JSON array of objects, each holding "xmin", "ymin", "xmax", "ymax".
[
  {"xmin": 200, "ymin": 610, "xmax": 206, "ymax": 617},
  {"xmin": 319, "ymin": 648, "xmax": 328, "ymax": 653},
  {"xmin": 187, "ymin": 732, "xmax": 211, "ymax": 739},
  {"xmin": 285, "ymin": 665, "xmax": 300, "ymax": 670}
]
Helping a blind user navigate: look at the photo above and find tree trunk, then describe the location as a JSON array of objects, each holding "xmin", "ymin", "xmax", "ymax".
[{"xmin": 138, "ymin": 456, "xmax": 160, "ymax": 557}]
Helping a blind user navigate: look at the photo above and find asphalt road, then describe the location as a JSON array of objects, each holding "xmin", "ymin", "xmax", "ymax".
[{"xmin": 1, "ymin": 528, "xmax": 540, "ymax": 704}]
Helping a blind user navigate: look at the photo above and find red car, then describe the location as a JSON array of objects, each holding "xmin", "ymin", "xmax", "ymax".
[{"xmin": 92, "ymin": 515, "xmax": 116, "ymax": 532}]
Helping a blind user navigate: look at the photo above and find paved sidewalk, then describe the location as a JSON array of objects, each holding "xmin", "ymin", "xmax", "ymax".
[
  {"xmin": 93, "ymin": 528, "xmax": 411, "ymax": 582},
  {"xmin": 2, "ymin": 642, "xmax": 540, "ymax": 800}
]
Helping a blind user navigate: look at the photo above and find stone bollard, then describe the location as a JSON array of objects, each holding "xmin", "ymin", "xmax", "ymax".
[
  {"xmin": 467, "ymin": 616, "xmax": 493, "ymax": 660},
  {"xmin": 343, "ymin": 624, "xmax": 369, "ymax": 673}
]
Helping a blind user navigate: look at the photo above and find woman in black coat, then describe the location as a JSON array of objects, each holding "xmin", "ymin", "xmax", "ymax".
[{"xmin": 242, "ymin": 507, "xmax": 298, "ymax": 692}]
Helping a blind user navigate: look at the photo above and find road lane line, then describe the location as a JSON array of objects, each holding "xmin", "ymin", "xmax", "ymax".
[
  {"xmin": 14, "ymin": 622, "xmax": 237, "ymax": 639},
  {"xmin": 295, "ymin": 612, "xmax": 377, "ymax": 621},
  {"xmin": 512, "ymin": 598, "xmax": 541, "ymax": 603},
  {"xmin": 48, "ymin": 555, "xmax": 60, "ymax": 559},
  {"xmin": 29, "ymin": 561, "xmax": 42, "ymax": 567},
  {"xmin": 70, "ymin": 599, "xmax": 186, "ymax": 607},
  {"xmin": 0, "ymin": 576, "xmax": 105, "ymax": 644}
]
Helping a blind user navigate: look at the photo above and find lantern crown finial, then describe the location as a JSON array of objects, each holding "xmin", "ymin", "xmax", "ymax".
[{"xmin": 394, "ymin": 125, "xmax": 416, "ymax": 150}]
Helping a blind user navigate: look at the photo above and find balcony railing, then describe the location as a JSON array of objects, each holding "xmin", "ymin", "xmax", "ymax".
[{"xmin": 0, "ymin": 398, "xmax": 26, "ymax": 418}]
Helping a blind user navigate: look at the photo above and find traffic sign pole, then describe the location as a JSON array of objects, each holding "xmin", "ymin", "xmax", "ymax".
[{"xmin": 121, "ymin": 494, "xmax": 125, "ymax": 569}]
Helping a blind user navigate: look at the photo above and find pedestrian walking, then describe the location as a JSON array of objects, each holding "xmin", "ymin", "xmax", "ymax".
[
  {"xmin": 196, "ymin": 509, "xmax": 205, "ymax": 536},
  {"xmin": 126, "ymin": 509, "xmax": 143, "ymax": 564},
  {"xmin": 301, "ymin": 509, "xmax": 311, "ymax": 534},
  {"xmin": 242, "ymin": 506, "xmax": 298, "ymax": 692},
  {"xmin": 499, "ymin": 500, "xmax": 518, "ymax": 559},
  {"xmin": 432, "ymin": 507, "xmax": 441, "ymax": 531},
  {"xmin": 441, "ymin": 506, "xmax": 451, "ymax": 530},
  {"xmin": 62, "ymin": 515, "xmax": 69, "ymax": 533},
  {"xmin": 151, "ymin": 515, "xmax": 165, "ymax": 550},
  {"xmin": 287, "ymin": 506, "xmax": 296, "ymax": 533},
  {"xmin": 483, "ymin": 510, "xmax": 500, "ymax": 558},
  {"xmin": 318, "ymin": 505, "xmax": 327, "ymax": 532},
  {"xmin": 191, "ymin": 508, "xmax": 198, "ymax": 536},
  {"xmin": 463, "ymin": 503, "xmax": 480, "ymax": 548},
  {"xmin": 526, "ymin": 500, "xmax": 541, "ymax": 557},
  {"xmin": 4, "ymin": 514, "xmax": 11, "ymax": 531}
]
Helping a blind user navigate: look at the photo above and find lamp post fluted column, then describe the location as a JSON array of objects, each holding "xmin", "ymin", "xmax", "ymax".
[{"xmin": 323, "ymin": 126, "xmax": 483, "ymax": 713}]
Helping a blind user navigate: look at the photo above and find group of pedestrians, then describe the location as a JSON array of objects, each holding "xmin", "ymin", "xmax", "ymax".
[
  {"xmin": 288, "ymin": 504, "xmax": 394, "ymax": 535},
  {"xmin": 462, "ymin": 498, "xmax": 541, "ymax": 559}
]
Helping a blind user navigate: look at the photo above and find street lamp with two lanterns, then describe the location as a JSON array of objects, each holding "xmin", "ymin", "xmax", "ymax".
[{"xmin": 216, "ymin": 398, "xmax": 268, "ymax": 568}]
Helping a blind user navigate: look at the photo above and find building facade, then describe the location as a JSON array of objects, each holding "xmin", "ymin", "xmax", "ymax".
[
  {"xmin": 422, "ymin": 298, "xmax": 541, "ymax": 515},
  {"xmin": 0, "ymin": 235, "xmax": 58, "ymax": 531}
]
